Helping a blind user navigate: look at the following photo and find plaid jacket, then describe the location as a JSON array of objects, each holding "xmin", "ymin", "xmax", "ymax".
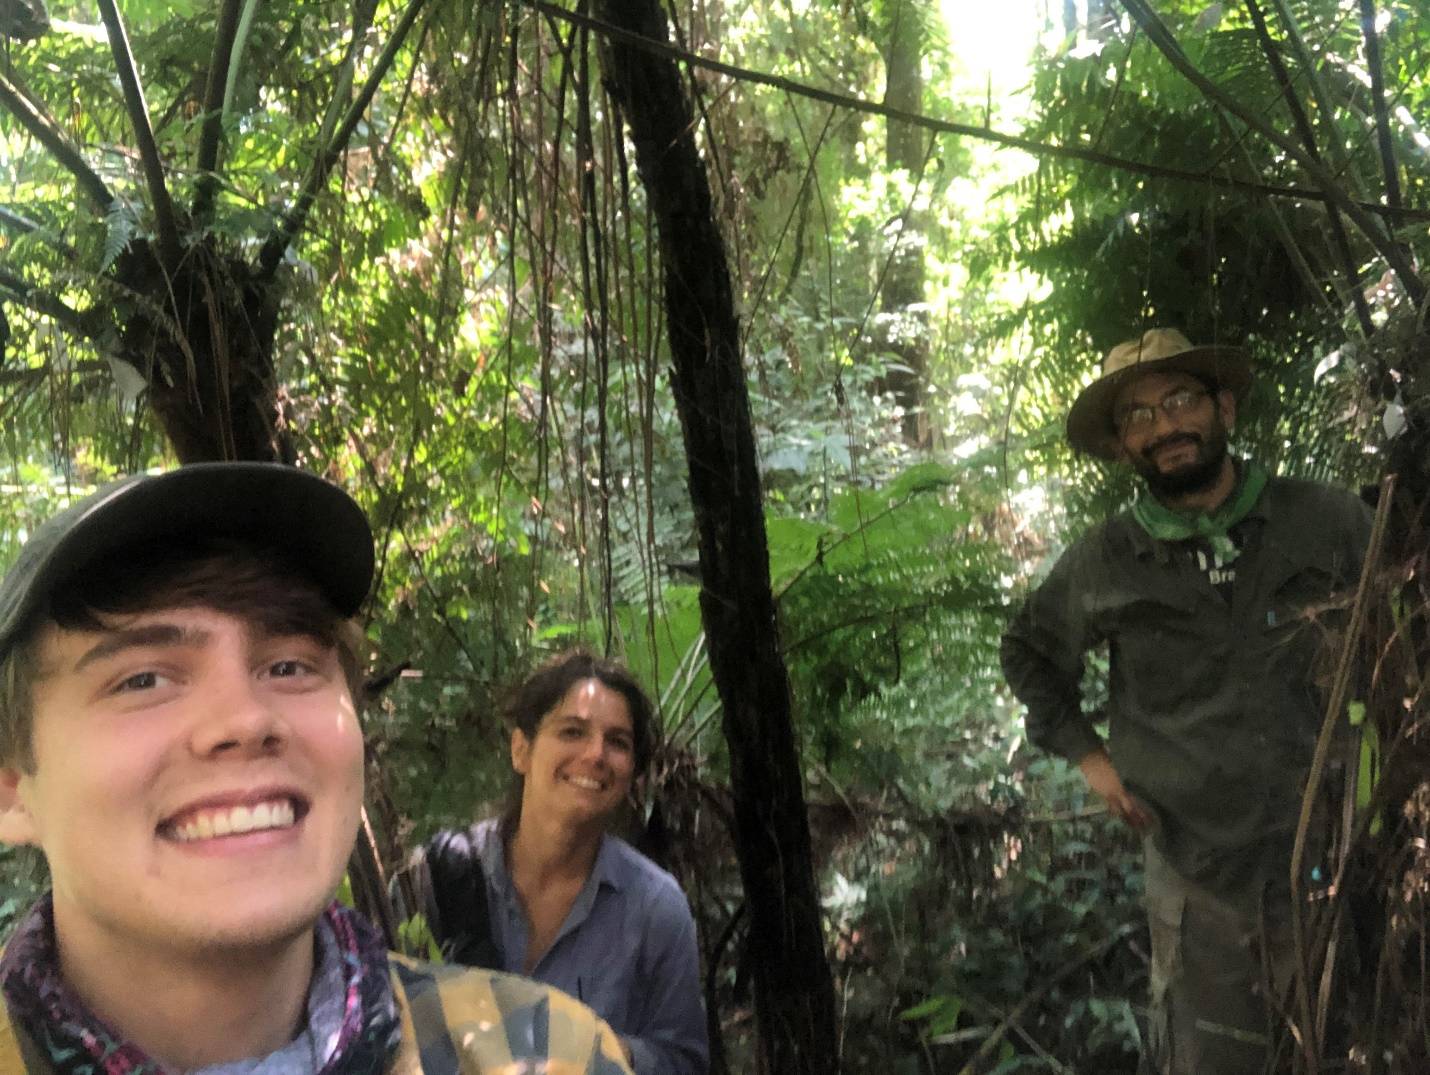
[
  {"xmin": 387, "ymin": 955, "xmax": 635, "ymax": 1073},
  {"xmin": 0, "ymin": 955, "xmax": 635, "ymax": 1074}
]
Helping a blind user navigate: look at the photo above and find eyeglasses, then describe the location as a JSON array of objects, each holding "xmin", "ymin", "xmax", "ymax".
[{"xmin": 1114, "ymin": 387, "xmax": 1210, "ymax": 435}]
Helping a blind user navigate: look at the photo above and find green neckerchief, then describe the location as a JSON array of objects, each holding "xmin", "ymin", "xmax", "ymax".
[{"xmin": 1131, "ymin": 459, "xmax": 1269, "ymax": 563}]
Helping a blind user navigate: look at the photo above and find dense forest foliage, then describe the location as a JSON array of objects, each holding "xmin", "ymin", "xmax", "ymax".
[{"xmin": 1, "ymin": 0, "xmax": 1426, "ymax": 1069}]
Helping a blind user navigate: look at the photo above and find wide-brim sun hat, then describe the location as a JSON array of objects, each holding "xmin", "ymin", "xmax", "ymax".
[
  {"xmin": 0, "ymin": 462, "xmax": 374, "ymax": 664},
  {"xmin": 1067, "ymin": 327, "xmax": 1252, "ymax": 460}
]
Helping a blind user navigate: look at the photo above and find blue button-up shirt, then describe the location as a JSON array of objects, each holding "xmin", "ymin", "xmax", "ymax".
[{"xmin": 472, "ymin": 818, "xmax": 709, "ymax": 1074}]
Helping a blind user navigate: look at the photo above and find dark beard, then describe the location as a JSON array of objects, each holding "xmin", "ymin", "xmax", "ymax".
[{"xmin": 1133, "ymin": 432, "xmax": 1230, "ymax": 499}]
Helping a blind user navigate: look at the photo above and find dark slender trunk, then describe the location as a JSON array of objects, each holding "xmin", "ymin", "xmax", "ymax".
[
  {"xmin": 879, "ymin": 0, "xmax": 928, "ymax": 447},
  {"xmin": 590, "ymin": 1, "xmax": 840, "ymax": 1070}
]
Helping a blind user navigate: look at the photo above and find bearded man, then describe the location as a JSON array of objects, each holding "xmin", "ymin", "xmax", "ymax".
[{"xmin": 1001, "ymin": 329, "xmax": 1372, "ymax": 1074}]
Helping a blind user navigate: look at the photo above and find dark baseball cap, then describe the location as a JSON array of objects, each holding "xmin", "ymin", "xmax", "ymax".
[{"xmin": 0, "ymin": 463, "xmax": 374, "ymax": 663}]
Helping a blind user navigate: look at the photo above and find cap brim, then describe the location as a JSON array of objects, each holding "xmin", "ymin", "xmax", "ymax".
[
  {"xmin": 0, "ymin": 464, "xmax": 374, "ymax": 654},
  {"xmin": 1066, "ymin": 346, "xmax": 1251, "ymax": 459}
]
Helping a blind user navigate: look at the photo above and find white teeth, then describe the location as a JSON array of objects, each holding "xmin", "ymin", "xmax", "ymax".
[
  {"xmin": 567, "ymin": 775, "xmax": 602, "ymax": 791},
  {"xmin": 168, "ymin": 798, "xmax": 298, "ymax": 842}
]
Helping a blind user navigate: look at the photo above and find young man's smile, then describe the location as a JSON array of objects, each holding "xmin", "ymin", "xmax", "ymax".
[{"xmin": 160, "ymin": 789, "xmax": 307, "ymax": 846}]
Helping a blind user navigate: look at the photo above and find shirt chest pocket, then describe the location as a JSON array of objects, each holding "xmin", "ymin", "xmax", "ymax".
[
  {"xmin": 1095, "ymin": 590, "xmax": 1210, "ymax": 712},
  {"xmin": 1257, "ymin": 520, "xmax": 1357, "ymax": 641},
  {"xmin": 1264, "ymin": 563, "xmax": 1341, "ymax": 630},
  {"xmin": 560, "ymin": 924, "xmax": 640, "ymax": 1033},
  {"xmin": 1259, "ymin": 562, "xmax": 1349, "ymax": 706}
]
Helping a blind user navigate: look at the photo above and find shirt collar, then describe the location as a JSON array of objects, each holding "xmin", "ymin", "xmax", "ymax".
[
  {"xmin": 590, "ymin": 833, "xmax": 627, "ymax": 894},
  {"xmin": 481, "ymin": 822, "xmax": 625, "ymax": 895}
]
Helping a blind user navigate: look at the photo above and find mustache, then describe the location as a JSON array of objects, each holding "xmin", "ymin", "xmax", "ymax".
[{"xmin": 1142, "ymin": 431, "xmax": 1202, "ymax": 459}]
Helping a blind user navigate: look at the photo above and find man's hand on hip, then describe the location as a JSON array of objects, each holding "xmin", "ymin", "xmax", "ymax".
[{"xmin": 1078, "ymin": 747, "xmax": 1154, "ymax": 831}]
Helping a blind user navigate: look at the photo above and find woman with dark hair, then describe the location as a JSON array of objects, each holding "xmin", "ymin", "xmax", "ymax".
[{"xmin": 409, "ymin": 649, "xmax": 708, "ymax": 1075}]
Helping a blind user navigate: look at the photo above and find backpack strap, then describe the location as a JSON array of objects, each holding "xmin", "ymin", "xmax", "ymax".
[{"xmin": 423, "ymin": 827, "xmax": 504, "ymax": 970}]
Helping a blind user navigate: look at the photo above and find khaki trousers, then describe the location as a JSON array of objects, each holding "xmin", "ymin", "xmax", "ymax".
[{"xmin": 1143, "ymin": 841, "xmax": 1296, "ymax": 1075}]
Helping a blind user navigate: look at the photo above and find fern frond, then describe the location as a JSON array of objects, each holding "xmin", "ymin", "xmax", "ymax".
[{"xmin": 100, "ymin": 200, "xmax": 138, "ymax": 272}]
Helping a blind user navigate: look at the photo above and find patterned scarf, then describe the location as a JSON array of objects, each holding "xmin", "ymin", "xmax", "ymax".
[
  {"xmin": 0, "ymin": 897, "xmax": 400, "ymax": 1075},
  {"xmin": 1131, "ymin": 459, "xmax": 1269, "ymax": 563}
]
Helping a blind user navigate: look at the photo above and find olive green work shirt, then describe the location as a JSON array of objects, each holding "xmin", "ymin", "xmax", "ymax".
[{"xmin": 1001, "ymin": 474, "xmax": 1373, "ymax": 895}]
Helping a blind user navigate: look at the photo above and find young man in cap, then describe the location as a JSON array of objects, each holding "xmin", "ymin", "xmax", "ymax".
[
  {"xmin": 1001, "ymin": 329, "xmax": 1372, "ymax": 1074},
  {"xmin": 0, "ymin": 463, "xmax": 633, "ymax": 1074}
]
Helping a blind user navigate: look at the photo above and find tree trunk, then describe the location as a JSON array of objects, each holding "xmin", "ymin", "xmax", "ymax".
[
  {"xmin": 114, "ymin": 239, "xmax": 291, "ymax": 464},
  {"xmin": 590, "ymin": 2, "xmax": 841, "ymax": 1071},
  {"xmin": 878, "ymin": 0, "xmax": 929, "ymax": 447}
]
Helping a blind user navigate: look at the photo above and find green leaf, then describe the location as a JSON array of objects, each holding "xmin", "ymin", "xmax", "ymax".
[
  {"xmin": 928, "ymin": 999, "xmax": 964, "ymax": 1036},
  {"xmin": 766, "ymin": 514, "xmax": 829, "ymax": 587},
  {"xmin": 397, "ymin": 912, "xmax": 444, "ymax": 963},
  {"xmin": 1357, "ymin": 721, "xmax": 1381, "ymax": 836},
  {"xmin": 899, "ymin": 995, "xmax": 950, "ymax": 1021},
  {"xmin": 100, "ymin": 201, "xmax": 136, "ymax": 272},
  {"xmin": 1347, "ymin": 700, "xmax": 1366, "ymax": 727},
  {"xmin": 882, "ymin": 460, "xmax": 958, "ymax": 501}
]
